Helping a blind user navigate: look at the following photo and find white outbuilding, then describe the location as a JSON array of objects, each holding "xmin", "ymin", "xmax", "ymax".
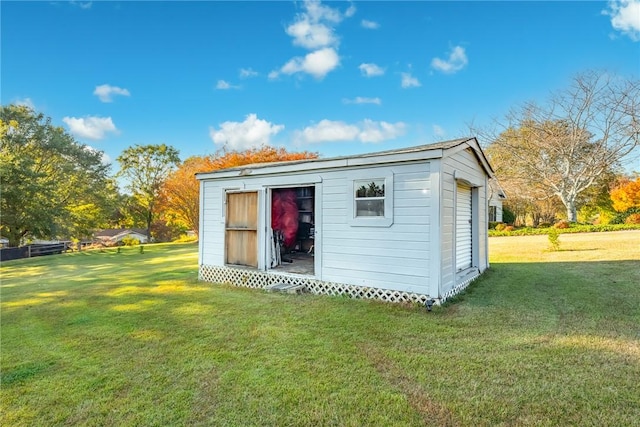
[{"xmin": 196, "ymin": 137, "xmax": 496, "ymax": 304}]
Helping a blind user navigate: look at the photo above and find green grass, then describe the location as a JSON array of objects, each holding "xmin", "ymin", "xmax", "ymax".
[{"xmin": 1, "ymin": 234, "xmax": 639, "ymax": 426}]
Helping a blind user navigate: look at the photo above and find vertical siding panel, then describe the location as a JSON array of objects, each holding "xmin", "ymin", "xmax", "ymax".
[{"xmin": 428, "ymin": 159, "xmax": 442, "ymax": 299}]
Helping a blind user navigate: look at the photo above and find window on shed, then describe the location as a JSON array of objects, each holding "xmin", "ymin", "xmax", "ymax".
[
  {"xmin": 354, "ymin": 179, "xmax": 385, "ymax": 217},
  {"xmin": 348, "ymin": 173, "xmax": 394, "ymax": 227}
]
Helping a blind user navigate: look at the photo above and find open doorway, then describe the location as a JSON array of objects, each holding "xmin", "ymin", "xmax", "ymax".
[{"xmin": 269, "ymin": 186, "xmax": 315, "ymax": 275}]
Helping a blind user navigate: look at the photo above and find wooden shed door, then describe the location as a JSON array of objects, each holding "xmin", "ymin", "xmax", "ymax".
[
  {"xmin": 456, "ymin": 183, "xmax": 472, "ymax": 272},
  {"xmin": 225, "ymin": 191, "xmax": 258, "ymax": 267}
]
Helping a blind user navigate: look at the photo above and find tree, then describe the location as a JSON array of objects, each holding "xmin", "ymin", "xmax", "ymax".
[
  {"xmin": 486, "ymin": 132, "xmax": 564, "ymax": 226},
  {"xmin": 157, "ymin": 156, "xmax": 215, "ymax": 235},
  {"xmin": 610, "ymin": 175, "xmax": 640, "ymax": 213},
  {"xmin": 65, "ymin": 178, "xmax": 121, "ymax": 241},
  {"xmin": 0, "ymin": 105, "xmax": 113, "ymax": 246},
  {"xmin": 116, "ymin": 144, "xmax": 180, "ymax": 240},
  {"xmin": 484, "ymin": 70, "xmax": 640, "ymax": 222},
  {"xmin": 575, "ymin": 170, "xmax": 619, "ymax": 224},
  {"xmin": 159, "ymin": 146, "xmax": 318, "ymax": 236}
]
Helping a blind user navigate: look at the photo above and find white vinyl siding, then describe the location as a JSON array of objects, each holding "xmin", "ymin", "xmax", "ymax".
[
  {"xmin": 322, "ymin": 164, "xmax": 430, "ymax": 294},
  {"xmin": 199, "ymin": 184, "xmax": 225, "ymax": 266},
  {"xmin": 456, "ymin": 183, "xmax": 472, "ymax": 271},
  {"xmin": 440, "ymin": 147, "xmax": 489, "ymax": 295}
]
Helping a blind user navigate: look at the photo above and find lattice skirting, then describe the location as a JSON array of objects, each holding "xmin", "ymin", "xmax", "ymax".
[
  {"xmin": 199, "ymin": 265, "xmax": 481, "ymax": 305},
  {"xmin": 441, "ymin": 272, "xmax": 481, "ymax": 301}
]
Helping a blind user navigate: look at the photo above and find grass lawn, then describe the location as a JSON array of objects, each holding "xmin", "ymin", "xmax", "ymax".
[{"xmin": 1, "ymin": 233, "xmax": 639, "ymax": 426}]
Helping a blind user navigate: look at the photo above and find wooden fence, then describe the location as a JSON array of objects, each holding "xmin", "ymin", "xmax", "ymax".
[{"xmin": 0, "ymin": 242, "xmax": 72, "ymax": 262}]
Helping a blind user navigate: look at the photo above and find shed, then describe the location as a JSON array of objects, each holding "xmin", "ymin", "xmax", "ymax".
[{"xmin": 196, "ymin": 137, "xmax": 495, "ymax": 304}]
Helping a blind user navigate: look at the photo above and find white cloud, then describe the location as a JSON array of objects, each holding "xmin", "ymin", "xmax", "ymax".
[
  {"xmin": 361, "ymin": 19, "xmax": 379, "ymax": 29},
  {"xmin": 293, "ymin": 119, "xmax": 406, "ymax": 144},
  {"xmin": 343, "ymin": 97, "xmax": 382, "ymax": 105},
  {"xmin": 209, "ymin": 114, "xmax": 284, "ymax": 150},
  {"xmin": 431, "ymin": 45, "xmax": 468, "ymax": 74},
  {"xmin": 239, "ymin": 68, "xmax": 258, "ymax": 78},
  {"xmin": 216, "ymin": 80, "xmax": 240, "ymax": 90},
  {"xmin": 304, "ymin": 0, "xmax": 346, "ymax": 23},
  {"xmin": 100, "ymin": 151, "xmax": 111, "ymax": 165},
  {"xmin": 268, "ymin": 70, "xmax": 280, "ymax": 80},
  {"xmin": 278, "ymin": 1, "xmax": 352, "ymax": 80},
  {"xmin": 604, "ymin": 0, "xmax": 640, "ymax": 41},
  {"xmin": 359, "ymin": 63, "xmax": 385, "ymax": 77},
  {"xmin": 93, "ymin": 84, "xmax": 130, "ymax": 102},
  {"xmin": 401, "ymin": 72, "xmax": 421, "ymax": 88},
  {"xmin": 63, "ymin": 116, "xmax": 118, "ymax": 140},
  {"xmin": 84, "ymin": 145, "xmax": 111, "ymax": 165},
  {"xmin": 70, "ymin": 1, "xmax": 92, "ymax": 9},
  {"xmin": 294, "ymin": 120, "xmax": 359, "ymax": 144},
  {"xmin": 14, "ymin": 98, "xmax": 35, "ymax": 109},
  {"xmin": 433, "ymin": 124, "xmax": 446, "ymax": 137},
  {"xmin": 285, "ymin": 0, "xmax": 350, "ymax": 49},
  {"xmin": 279, "ymin": 47, "xmax": 340, "ymax": 79},
  {"xmin": 358, "ymin": 119, "xmax": 407, "ymax": 143},
  {"xmin": 345, "ymin": 3, "xmax": 357, "ymax": 18},
  {"xmin": 286, "ymin": 19, "xmax": 337, "ymax": 49}
]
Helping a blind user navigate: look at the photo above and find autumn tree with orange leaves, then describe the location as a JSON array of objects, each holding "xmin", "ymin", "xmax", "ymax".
[
  {"xmin": 158, "ymin": 146, "xmax": 318, "ymax": 236},
  {"xmin": 610, "ymin": 175, "xmax": 640, "ymax": 213}
]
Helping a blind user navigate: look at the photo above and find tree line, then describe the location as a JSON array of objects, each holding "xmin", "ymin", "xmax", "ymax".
[
  {"xmin": 480, "ymin": 70, "xmax": 639, "ymax": 226},
  {"xmin": 0, "ymin": 104, "xmax": 316, "ymax": 247},
  {"xmin": 1, "ymin": 70, "xmax": 639, "ymax": 247}
]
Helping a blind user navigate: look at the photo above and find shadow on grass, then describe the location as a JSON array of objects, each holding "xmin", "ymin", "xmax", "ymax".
[{"xmin": 1, "ymin": 247, "xmax": 639, "ymax": 425}]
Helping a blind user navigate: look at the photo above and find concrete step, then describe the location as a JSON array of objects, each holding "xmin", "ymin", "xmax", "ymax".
[{"xmin": 265, "ymin": 282, "xmax": 307, "ymax": 294}]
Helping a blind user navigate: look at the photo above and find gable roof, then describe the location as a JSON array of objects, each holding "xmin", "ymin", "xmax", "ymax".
[
  {"xmin": 489, "ymin": 179, "xmax": 507, "ymax": 200},
  {"xmin": 95, "ymin": 228, "xmax": 147, "ymax": 238},
  {"xmin": 196, "ymin": 137, "xmax": 495, "ymax": 181}
]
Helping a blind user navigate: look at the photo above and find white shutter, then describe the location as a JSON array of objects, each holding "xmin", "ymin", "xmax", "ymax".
[{"xmin": 456, "ymin": 183, "xmax": 472, "ymax": 271}]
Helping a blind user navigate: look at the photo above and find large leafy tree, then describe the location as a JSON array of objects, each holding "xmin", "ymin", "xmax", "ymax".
[
  {"xmin": 116, "ymin": 144, "xmax": 180, "ymax": 239},
  {"xmin": 159, "ymin": 146, "xmax": 318, "ymax": 236},
  {"xmin": 65, "ymin": 178, "xmax": 121, "ymax": 241},
  {"xmin": 0, "ymin": 105, "xmax": 113, "ymax": 246},
  {"xmin": 485, "ymin": 70, "xmax": 639, "ymax": 222}
]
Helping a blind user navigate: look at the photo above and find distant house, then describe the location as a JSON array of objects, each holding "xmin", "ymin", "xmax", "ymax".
[
  {"xmin": 95, "ymin": 228, "xmax": 149, "ymax": 244},
  {"xmin": 196, "ymin": 137, "xmax": 497, "ymax": 304},
  {"xmin": 488, "ymin": 180, "xmax": 507, "ymax": 223}
]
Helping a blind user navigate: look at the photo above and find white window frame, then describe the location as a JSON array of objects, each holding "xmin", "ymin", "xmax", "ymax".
[{"xmin": 348, "ymin": 172, "xmax": 394, "ymax": 227}]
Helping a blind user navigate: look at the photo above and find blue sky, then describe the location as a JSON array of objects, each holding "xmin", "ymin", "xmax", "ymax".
[{"xmin": 2, "ymin": 1, "xmax": 639, "ymax": 171}]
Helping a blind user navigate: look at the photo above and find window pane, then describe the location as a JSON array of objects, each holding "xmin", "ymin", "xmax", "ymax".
[
  {"xmin": 356, "ymin": 199, "xmax": 385, "ymax": 217},
  {"xmin": 355, "ymin": 180, "xmax": 385, "ymax": 198}
]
